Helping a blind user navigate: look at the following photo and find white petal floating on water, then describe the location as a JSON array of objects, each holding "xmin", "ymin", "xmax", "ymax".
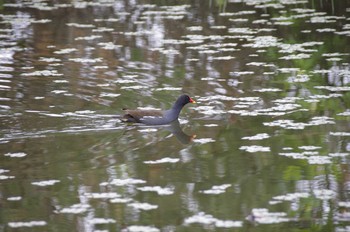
[
  {"xmin": 274, "ymin": 21, "xmax": 293, "ymax": 26},
  {"xmin": 315, "ymin": 86, "xmax": 350, "ymax": 91},
  {"xmin": 242, "ymin": 133, "xmax": 270, "ymax": 140},
  {"xmin": 0, "ymin": 85, "xmax": 11, "ymax": 90},
  {"xmin": 264, "ymin": 116, "xmax": 334, "ymax": 130},
  {"xmin": 58, "ymin": 203, "xmax": 90, "ymax": 214},
  {"xmin": 317, "ymin": 28, "xmax": 336, "ymax": 33},
  {"xmin": 94, "ymin": 18, "xmax": 119, "ymax": 22},
  {"xmin": 198, "ymin": 49, "xmax": 218, "ymax": 54},
  {"xmin": 337, "ymin": 110, "xmax": 350, "ymax": 116},
  {"xmin": 32, "ymin": 19, "xmax": 52, "ymax": 24},
  {"xmin": 307, "ymin": 155, "xmax": 332, "ymax": 164},
  {"xmin": 228, "ymin": 27, "xmax": 256, "ymax": 34},
  {"xmin": 322, "ymin": 52, "xmax": 350, "ymax": 57},
  {"xmin": 185, "ymin": 212, "xmax": 215, "ymax": 225},
  {"xmin": 244, "ymin": 35, "xmax": 279, "ymax": 48},
  {"xmin": 39, "ymin": 57, "xmax": 61, "ymax": 62},
  {"xmin": 21, "ymin": 70, "xmax": 63, "ymax": 77},
  {"xmin": 144, "ymin": 157, "xmax": 180, "ymax": 164},
  {"xmin": 204, "ymin": 124, "xmax": 219, "ymax": 127},
  {"xmin": 0, "ymin": 175, "xmax": 15, "ymax": 180},
  {"xmin": 303, "ymin": 151, "xmax": 319, "ymax": 156},
  {"xmin": 113, "ymin": 79, "xmax": 136, "ymax": 84},
  {"xmin": 0, "ymin": 169, "xmax": 10, "ymax": 174},
  {"xmin": 233, "ymin": 104, "xmax": 254, "ymax": 109},
  {"xmin": 89, "ymin": 218, "xmax": 116, "ymax": 224},
  {"xmin": 277, "ymin": 67, "xmax": 300, "ymax": 73},
  {"xmin": 85, "ymin": 192, "xmax": 121, "ymax": 199},
  {"xmin": 219, "ymin": 47, "xmax": 238, "ymax": 52},
  {"xmin": 98, "ymin": 42, "xmax": 121, "ymax": 50},
  {"xmin": 210, "ymin": 25, "xmax": 227, "ymax": 29},
  {"xmin": 330, "ymin": 132, "xmax": 350, "ymax": 136},
  {"xmin": 279, "ymin": 53, "xmax": 311, "ymax": 60},
  {"xmin": 272, "ymin": 192, "xmax": 310, "ymax": 202},
  {"xmin": 253, "ymin": 88, "xmax": 282, "ymax": 92},
  {"xmin": 184, "ymin": 212, "xmax": 243, "ymax": 228},
  {"xmin": 99, "ymin": 93, "xmax": 121, "ymax": 98},
  {"xmin": 128, "ymin": 202, "xmax": 158, "ymax": 210},
  {"xmin": 219, "ymin": 11, "xmax": 255, "ymax": 17},
  {"xmin": 329, "ymin": 153, "xmax": 350, "ymax": 157},
  {"xmin": 8, "ymin": 221, "xmax": 47, "ymax": 228},
  {"xmin": 92, "ymin": 27, "xmax": 114, "ymax": 32},
  {"xmin": 66, "ymin": 23, "xmax": 94, "ymax": 28},
  {"xmin": 309, "ymin": 116, "xmax": 335, "ymax": 126},
  {"xmin": 69, "ymin": 58, "xmax": 103, "ymax": 63},
  {"xmin": 93, "ymin": 65, "xmax": 108, "ymax": 69},
  {"xmin": 278, "ymin": 152, "xmax": 307, "ymax": 160},
  {"xmin": 51, "ymin": 90, "xmax": 68, "ymax": 95},
  {"xmin": 240, "ymin": 145, "xmax": 270, "ymax": 153},
  {"xmin": 248, "ymin": 208, "xmax": 289, "ymax": 224},
  {"xmin": 53, "ymin": 48, "xmax": 78, "ymax": 54},
  {"xmin": 100, "ymin": 178, "xmax": 146, "ymax": 186},
  {"xmin": 252, "ymin": 19, "xmax": 269, "ymax": 24},
  {"xmin": 309, "ymin": 93, "xmax": 343, "ymax": 100},
  {"xmin": 211, "ymin": 56, "xmax": 235, "ymax": 60},
  {"xmin": 4, "ymin": 152, "xmax": 27, "ymax": 158},
  {"xmin": 262, "ymin": 103, "xmax": 301, "ymax": 112},
  {"xmin": 110, "ymin": 198, "xmax": 133, "ymax": 204},
  {"xmin": 154, "ymin": 87, "xmax": 182, "ymax": 91},
  {"xmin": 121, "ymin": 85, "xmax": 149, "ymax": 90},
  {"xmin": 230, "ymin": 71, "xmax": 255, "ymax": 76},
  {"xmin": 31, "ymin": 180, "xmax": 60, "ymax": 186},
  {"xmin": 53, "ymin": 80, "xmax": 68, "ymax": 83},
  {"xmin": 187, "ymin": 26, "xmax": 203, "ymax": 31},
  {"xmin": 309, "ymin": 16, "xmax": 340, "ymax": 23},
  {"xmin": 298, "ymin": 146, "xmax": 322, "ymax": 151},
  {"xmin": 200, "ymin": 184, "xmax": 231, "ymax": 195},
  {"xmin": 193, "ymin": 138, "xmax": 216, "ymax": 144},
  {"xmin": 326, "ymin": 57, "xmax": 342, "ymax": 62},
  {"xmin": 137, "ymin": 186, "xmax": 174, "ymax": 195},
  {"xmin": 291, "ymin": 8, "xmax": 316, "ymax": 14},
  {"xmin": 122, "ymin": 225, "xmax": 160, "ymax": 232},
  {"xmin": 229, "ymin": 18, "xmax": 249, "ymax": 22},
  {"xmin": 246, "ymin": 62, "xmax": 269, "ymax": 66},
  {"xmin": 215, "ymin": 220, "xmax": 243, "ymax": 228},
  {"xmin": 7, "ymin": 196, "xmax": 22, "ymax": 201},
  {"xmin": 238, "ymin": 97, "xmax": 261, "ymax": 102},
  {"xmin": 75, "ymin": 35, "xmax": 103, "ymax": 41}
]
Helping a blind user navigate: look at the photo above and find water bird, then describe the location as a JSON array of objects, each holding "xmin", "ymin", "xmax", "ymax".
[{"xmin": 121, "ymin": 94, "xmax": 196, "ymax": 125}]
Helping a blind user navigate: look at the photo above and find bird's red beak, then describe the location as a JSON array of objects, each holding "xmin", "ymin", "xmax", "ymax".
[{"xmin": 189, "ymin": 97, "xmax": 196, "ymax": 104}]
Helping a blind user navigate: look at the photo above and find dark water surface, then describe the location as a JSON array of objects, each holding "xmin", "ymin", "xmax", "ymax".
[{"xmin": 0, "ymin": 0, "xmax": 350, "ymax": 231}]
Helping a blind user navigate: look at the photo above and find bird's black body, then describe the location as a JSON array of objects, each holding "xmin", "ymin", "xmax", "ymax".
[{"xmin": 121, "ymin": 95, "xmax": 196, "ymax": 125}]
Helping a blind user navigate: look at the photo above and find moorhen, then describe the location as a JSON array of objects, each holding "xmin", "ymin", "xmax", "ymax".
[{"xmin": 121, "ymin": 94, "xmax": 196, "ymax": 125}]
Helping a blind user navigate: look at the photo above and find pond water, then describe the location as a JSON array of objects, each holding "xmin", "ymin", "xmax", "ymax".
[{"xmin": 0, "ymin": 0, "xmax": 350, "ymax": 231}]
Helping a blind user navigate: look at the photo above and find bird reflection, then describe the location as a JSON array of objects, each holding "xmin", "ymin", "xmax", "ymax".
[
  {"xmin": 119, "ymin": 119, "xmax": 196, "ymax": 144},
  {"xmin": 164, "ymin": 120, "xmax": 196, "ymax": 144}
]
